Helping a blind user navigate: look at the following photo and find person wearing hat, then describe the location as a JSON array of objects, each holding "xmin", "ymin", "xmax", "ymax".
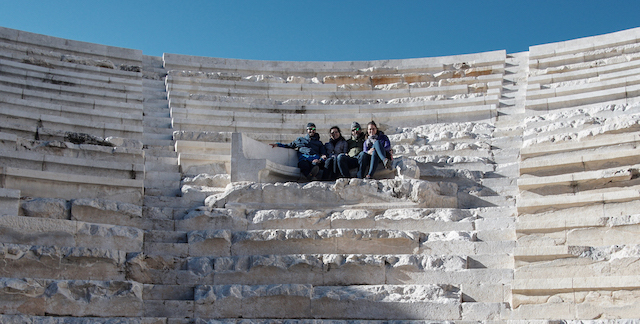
[
  {"xmin": 336, "ymin": 121, "xmax": 366, "ymax": 178},
  {"xmin": 270, "ymin": 122, "xmax": 327, "ymax": 181}
]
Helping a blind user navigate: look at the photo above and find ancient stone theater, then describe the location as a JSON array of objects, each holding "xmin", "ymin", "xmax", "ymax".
[{"xmin": 1, "ymin": 25, "xmax": 640, "ymax": 323}]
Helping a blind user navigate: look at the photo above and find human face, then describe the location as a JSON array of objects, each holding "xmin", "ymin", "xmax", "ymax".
[
  {"xmin": 330, "ymin": 128, "xmax": 340, "ymax": 140},
  {"xmin": 307, "ymin": 126, "xmax": 316, "ymax": 136},
  {"xmin": 351, "ymin": 126, "xmax": 361, "ymax": 137},
  {"xmin": 367, "ymin": 124, "xmax": 377, "ymax": 136}
]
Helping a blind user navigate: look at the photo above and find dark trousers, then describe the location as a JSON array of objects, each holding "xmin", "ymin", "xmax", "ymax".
[{"xmin": 337, "ymin": 153, "xmax": 359, "ymax": 178}]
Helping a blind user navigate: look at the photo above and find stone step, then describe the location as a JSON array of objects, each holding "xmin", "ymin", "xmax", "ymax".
[
  {"xmin": 0, "ymin": 215, "xmax": 144, "ymax": 251},
  {"xmin": 0, "ymin": 93, "xmax": 142, "ymax": 125},
  {"xmin": 0, "ymin": 46, "xmax": 141, "ymax": 81},
  {"xmin": 0, "ymin": 278, "xmax": 143, "ymax": 317},
  {"xmin": 526, "ymin": 84, "xmax": 640, "ymax": 111},
  {"xmin": 143, "ymin": 146, "xmax": 178, "ymax": 158},
  {"xmin": 143, "ymin": 138, "xmax": 175, "ymax": 147},
  {"xmin": 0, "ymin": 72, "xmax": 143, "ymax": 103},
  {"xmin": 143, "ymin": 228, "xmax": 478, "ymax": 258},
  {"xmin": 0, "ymin": 242, "xmax": 127, "ymax": 281},
  {"xmin": 144, "ymin": 179, "xmax": 181, "ymax": 191},
  {"xmin": 2, "ymin": 166, "xmax": 144, "ymax": 204},
  {"xmin": 169, "ymin": 92, "xmax": 499, "ymax": 116},
  {"xmin": 0, "ymin": 57, "xmax": 143, "ymax": 92},
  {"xmin": 0, "ymin": 148, "xmax": 144, "ymax": 180},
  {"xmin": 143, "ymin": 101, "xmax": 169, "ymax": 110},
  {"xmin": 144, "ymin": 188, "xmax": 181, "ymax": 198},
  {"xmin": 0, "ymin": 82, "xmax": 143, "ymax": 113},
  {"xmin": 517, "ymin": 185, "xmax": 640, "ymax": 214},
  {"xmin": 145, "ymin": 160, "xmax": 179, "ymax": 173},
  {"xmin": 170, "ymin": 104, "xmax": 498, "ymax": 134},
  {"xmin": 177, "ymin": 207, "xmax": 478, "ymax": 232},
  {"xmin": 143, "ymin": 110, "xmax": 171, "ymax": 118},
  {"xmin": 515, "ymin": 245, "xmax": 640, "ymax": 280},
  {"xmin": 518, "ymin": 163, "xmax": 640, "ymax": 194},
  {"xmin": 191, "ymin": 283, "xmax": 461, "ymax": 320},
  {"xmin": 529, "ymin": 57, "xmax": 640, "ymax": 86}
]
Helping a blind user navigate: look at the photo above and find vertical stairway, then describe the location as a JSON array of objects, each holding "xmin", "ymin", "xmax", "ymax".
[{"xmin": 141, "ymin": 55, "xmax": 188, "ymax": 226}]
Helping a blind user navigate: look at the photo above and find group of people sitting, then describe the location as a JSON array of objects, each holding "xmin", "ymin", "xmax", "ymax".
[{"xmin": 270, "ymin": 120, "xmax": 393, "ymax": 181}]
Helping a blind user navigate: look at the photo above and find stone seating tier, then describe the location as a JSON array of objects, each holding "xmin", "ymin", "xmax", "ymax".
[
  {"xmin": 528, "ymin": 59, "xmax": 640, "ymax": 86},
  {"xmin": 528, "ymin": 27, "xmax": 640, "ymax": 62},
  {"xmin": 0, "ymin": 82, "xmax": 143, "ymax": 114},
  {"xmin": 165, "ymin": 71, "xmax": 504, "ymax": 93},
  {"xmin": 0, "ymin": 57, "xmax": 143, "ymax": 90},
  {"xmin": 0, "ymin": 26, "xmax": 143, "ymax": 68},
  {"xmin": 162, "ymin": 50, "xmax": 507, "ymax": 77},
  {"xmin": 0, "ymin": 70, "xmax": 144, "ymax": 103},
  {"xmin": 0, "ymin": 45, "xmax": 142, "ymax": 81}
]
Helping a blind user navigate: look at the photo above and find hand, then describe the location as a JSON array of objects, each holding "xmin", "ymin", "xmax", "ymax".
[
  {"xmin": 269, "ymin": 143, "xmax": 277, "ymax": 148},
  {"xmin": 368, "ymin": 148, "xmax": 374, "ymax": 155},
  {"xmin": 312, "ymin": 159, "xmax": 320, "ymax": 164},
  {"xmin": 320, "ymin": 155, "xmax": 327, "ymax": 160}
]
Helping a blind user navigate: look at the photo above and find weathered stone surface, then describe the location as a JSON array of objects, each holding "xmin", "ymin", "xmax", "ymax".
[
  {"xmin": 71, "ymin": 198, "xmax": 142, "ymax": 225},
  {"xmin": 206, "ymin": 179, "xmax": 457, "ymax": 209},
  {"xmin": 21, "ymin": 198, "xmax": 69, "ymax": 219}
]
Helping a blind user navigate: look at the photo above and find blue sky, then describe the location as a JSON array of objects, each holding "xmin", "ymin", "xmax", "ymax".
[{"xmin": 2, "ymin": 1, "xmax": 640, "ymax": 61}]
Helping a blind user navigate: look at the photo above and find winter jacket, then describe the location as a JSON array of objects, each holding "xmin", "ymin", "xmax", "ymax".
[
  {"xmin": 363, "ymin": 131, "xmax": 391, "ymax": 154},
  {"xmin": 325, "ymin": 136, "xmax": 348, "ymax": 158},
  {"xmin": 346, "ymin": 132, "xmax": 366, "ymax": 157},
  {"xmin": 276, "ymin": 133, "xmax": 326, "ymax": 162}
]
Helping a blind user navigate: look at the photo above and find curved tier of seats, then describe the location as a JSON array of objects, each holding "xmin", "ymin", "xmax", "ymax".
[
  {"xmin": 515, "ymin": 27, "xmax": 640, "ymax": 320},
  {"xmin": 1, "ymin": 24, "xmax": 640, "ymax": 322}
]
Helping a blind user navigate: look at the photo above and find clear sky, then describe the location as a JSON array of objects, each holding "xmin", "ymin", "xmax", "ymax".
[{"xmin": 2, "ymin": 1, "xmax": 640, "ymax": 62}]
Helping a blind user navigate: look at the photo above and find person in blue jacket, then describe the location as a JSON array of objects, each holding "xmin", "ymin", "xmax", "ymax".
[
  {"xmin": 357, "ymin": 120, "xmax": 392, "ymax": 179},
  {"xmin": 270, "ymin": 122, "xmax": 327, "ymax": 180}
]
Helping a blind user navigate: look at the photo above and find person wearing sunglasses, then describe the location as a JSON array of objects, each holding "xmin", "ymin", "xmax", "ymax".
[
  {"xmin": 270, "ymin": 122, "xmax": 326, "ymax": 181},
  {"xmin": 322, "ymin": 126, "xmax": 348, "ymax": 180},
  {"xmin": 336, "ymin": 121, "xmax": 366, "ymax": 178}
]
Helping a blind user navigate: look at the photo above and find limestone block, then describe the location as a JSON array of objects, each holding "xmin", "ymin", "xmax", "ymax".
[
  {"xmin": 143, "ymin": 284, "xmax": 194, "ymax": 300},
  {"xmin": 474, "ymin": 240, "xmax": 515, "ymax": 255},
  {"xmin": 334, "ymin": 229, "xmax": 421, "ymax": 254},
  {"xmin": 0, "ymin": 215, "xmax": 76, "ymax": 246},
  {"xmin": 0, "ymin": 243, "xmax": 126, "ymax": 280},
  {"xmin": 321, "ymin": 254, "xmax": 386, "ymax": 285},
  {"xmin": 461, "ymin": 302, "xmax": 504, "ymax": 320},
  {"xmin": 71, "ymin": 198, "xmax": 142, "ymax": 226},
  {"xmin": 20, "ymin": 198, "xmax": 69, "ymax": 219},
  {"xmin": 310, "ymin": 285, "xmax": 461, "ymax": 320},
  {"xmin": 74, "ymin": 222, "xmax": 143, "ymax": 251},
  {"xmin": 177, "ymin": 208, "xmax": 247, "ymax": 231},
  {"xmin": 247, "ymin": 209, "xmax": 329, "ymax": 230},
  {"xmin": 461, "ymin": 284, "xmax": 507, "ymax": 303},
  {"xmin": 322, "ymin": 75, "xmax": 370, "ymax": 86},
  {"xmin": 0, "ymin": 188, "xmax": 19, "ymax": 216},
  {"xmin": 0, "ymin": 278, "xmax": 47, "ymax": 315},
  {"xmin": 194, "ymin": 284, "xmax": 312, "ymax": 318},
  {"xmin": 574, "ymin": 289, "xmax": 640, "ymax": 319},
  {"xmin": 44, "ymin": 280, "xmax": 143, "ymax": 317},
  {"xmin": 330, "ymin": 209, "xmax": 374, "ymax": 229},
  {"xmin": 566, "ymin": 224, "xmax": 640, "ymax": 246},
  {"xmin": 144, "ymin": 300, "xmax": 194, "ymax": 318},
  {"xmin": 210, "ymin": 177, "xmax": 456, "ymax": 209},
  {"xmin": 212, "ymin": 255, "xmax": 324, "ymax": 285},
  {"xmin": 187, "ymin": 230, "xmax": 232, "ymax": 257},
  {"xmin": 374, "ymin": 208, "xmax": 476, "ymax": 232}
]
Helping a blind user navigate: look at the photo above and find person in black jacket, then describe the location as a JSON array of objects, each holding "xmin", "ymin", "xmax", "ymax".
[{"xmin": 270, "ymin": 122, "xmax": 327, "ymax": 180}]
